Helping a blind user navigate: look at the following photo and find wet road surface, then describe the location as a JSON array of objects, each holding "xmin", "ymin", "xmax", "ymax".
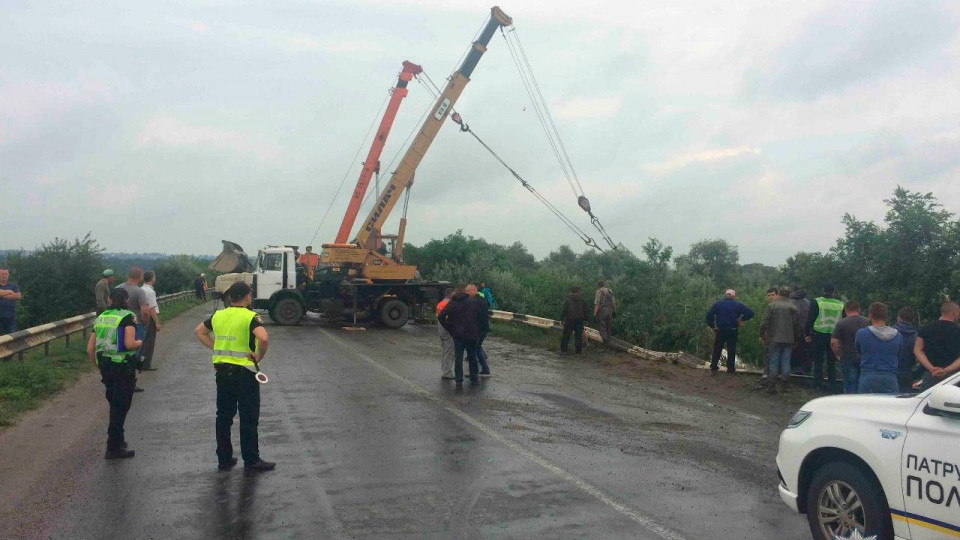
[{"xmin": 3, "ymin": 303, "xmax": 809, "ymax": 539}]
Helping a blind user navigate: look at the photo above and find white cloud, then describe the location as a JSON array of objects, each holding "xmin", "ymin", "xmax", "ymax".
[
  {"xmin": 552, "ymin": 96, "xmax": 622, "ymax": 119},
  {"xmin": 136, "ymin": 115, "xmax": 281, "ymax": 162},
  {"xmin": 282, "ymin": 35, "xmax": 382, "ymax": 54},
  {"xmin": 642, "ymin": 146, "xmax": 762, "ymax": 175},
  {"xmin": 0, "ymin": 73, "xmax": 118, "ymax": 128}
]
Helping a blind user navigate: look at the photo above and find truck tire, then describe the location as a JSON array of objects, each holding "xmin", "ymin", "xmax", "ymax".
[
  {"xmin": 271, "ymin": 297, "xmax": 304, "ymax": 326},
  {"xmin": 805, "ymin": 461, "xmax": 892, "ymax": 540},
  {"xmin": 379, "ymin": 299, "xmax": 409, "ymax": 329}
]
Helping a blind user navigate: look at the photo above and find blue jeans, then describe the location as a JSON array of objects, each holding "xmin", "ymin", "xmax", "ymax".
[
  {"xmin": 0, "ymin": 316, "xmax": 15, "ymax": 335},
  {"xmin": 858, "ymin": 371, "xmax": 899, "ymax": 394},
  {"xmin": 476, "ymin": 333, "xmax": 490, "ymax": 373},
  {"xmin": 767, "ymin": 343, "xmax": 792, "ymax": 377},
  {"xmin": 838, "ymin": 362, "xmax": 860, "ymax": 394},
  {"xmin": 453, "ymin": 338, "xmax": 478, "ymax": 383}
]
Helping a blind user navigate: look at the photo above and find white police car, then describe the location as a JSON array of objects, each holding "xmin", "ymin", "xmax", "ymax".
[{"xmin": 778, "ymin": 373, "xmax": 960, "ymax": 539}]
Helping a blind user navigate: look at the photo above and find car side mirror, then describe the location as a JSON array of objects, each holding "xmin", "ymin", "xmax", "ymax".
[{"xmin": 925, "ymin": 385, "xmax": 960, "ymax": 417}]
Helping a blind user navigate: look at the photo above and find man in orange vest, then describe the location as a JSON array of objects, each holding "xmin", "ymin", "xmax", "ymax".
[
  {"xmin": 297, "ymin": 246, "xmax": 320, "ymax": 281},
  {"xmin": 436, "ymin": 288, "xmax": 455, "ymax": 379}
]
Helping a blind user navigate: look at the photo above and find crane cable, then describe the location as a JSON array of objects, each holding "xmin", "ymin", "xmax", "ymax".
[
  {"xmin": 417, "ymin": 71, "xmax": 602, "ymax": 252},
  {"xmin": 499, "ymin": 26, "xmax": 618, "ymax": 250}
]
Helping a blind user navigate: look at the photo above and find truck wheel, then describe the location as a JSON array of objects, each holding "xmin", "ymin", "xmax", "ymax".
[
  {"xmin": 271, "ymin": 298, "xmax": 304, "ymax": 326},
  {"xmin": 379, "ymin": 299, "xmax": 409, "ymax": 329},
  {"xmin": 806, "ymin": 461, "xmax": 892, "ymax": 540}
]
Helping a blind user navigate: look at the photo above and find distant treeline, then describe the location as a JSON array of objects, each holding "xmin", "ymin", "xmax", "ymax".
[
  {"xmin": 406, "ymin": 187, "xmax": 960, "ymax": 366},
  {"xmin": 0, "ymin": 234, "xmax": 214, "ymax": 328}
]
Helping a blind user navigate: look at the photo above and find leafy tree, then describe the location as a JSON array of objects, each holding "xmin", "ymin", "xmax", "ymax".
[
  {"xmin": 153, "ymin": 255, "xmax": 209, "ymax": 295},
  {"xmin": 676, "ymin": 238, "xmax": 740, "ymax": 286},
  {"xmin": 3, "ymin": 234, "xmax": 104, "ymax": 327}
]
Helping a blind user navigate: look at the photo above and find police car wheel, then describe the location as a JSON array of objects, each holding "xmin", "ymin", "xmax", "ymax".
[
  {"xmin": 379, "ymin": 299, "xmax": 409, "ymax": 329},
  {"xmin": 806, "ymin": 461, "xmax": 892, "ymax": 540}
]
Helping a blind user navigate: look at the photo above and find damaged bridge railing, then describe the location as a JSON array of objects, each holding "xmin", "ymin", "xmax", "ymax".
[
  {"xmin": 0, "ymin": 291, "xmax": 196, "ymax": 361},
  {"xmin": 489, "ymin": 310, "xmax": 705, "ymax": 368}
]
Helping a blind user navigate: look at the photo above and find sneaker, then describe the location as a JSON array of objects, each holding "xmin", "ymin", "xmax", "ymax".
[
  {"xmin": 218, "ymin": 457, "xmax": 239, "ymax": 471},
  {"xmin": 133, "ymin": 387, "xmax": 145, "ymax": 393},
  {"xmin": 441, "ymin": 375, "xmax": 456, "ymax": 380},
  {"xmin": 244, "ymin": 460, "xmax": 276, "ymax": 472},
  {"xmin": 479, "ymin": 371, "xmax": 492, "ymax": 378},
  {"xmin": 105, "ymin": 448, "xmax": 135, "ymax": 460}
]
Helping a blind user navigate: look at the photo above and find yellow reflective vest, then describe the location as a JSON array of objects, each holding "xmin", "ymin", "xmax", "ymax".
[
  {"xmin": 211, "ymin": 307, "xmax": 257, "ymax": 367},
  {"xmin": 813, "ymin": 297, "xmax": 844, "ymax": 334},
  {"xmin": 94, "ymin": 309, "xmax": 136, "ymax": 365}
]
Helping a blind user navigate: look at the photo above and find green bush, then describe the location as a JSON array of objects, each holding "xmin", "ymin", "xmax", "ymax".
[{"xmin": 153, "ymin": 255, "xmax": 210, "ymax": 295}]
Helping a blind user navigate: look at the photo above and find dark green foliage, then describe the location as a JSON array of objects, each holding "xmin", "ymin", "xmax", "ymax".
[
  {"xmin": 3, "ymin": 234, "xmax": 105, "ymax": 327},
  {"xmin": 0, "ymin": 234, "xmax": 211, "ymax": 328},
  {"xmin": 780, "ymin": 187, "xmax": 960, "ymax": 321},
  {"xmin": 152, "ymin": 255, "xmax": 211, "ymax": 295}
]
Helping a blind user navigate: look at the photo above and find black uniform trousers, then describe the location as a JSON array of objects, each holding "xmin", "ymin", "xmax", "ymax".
[
  {"xmin": 811, "ymin": 332, "xmax": 837, "ymax": 390},
  {"xmin": 215, "ymin": 364, "xmax": 261, "ymax": 465},
  {"xmin": 99, "ymin": 359, "xmax": 137, "ymax": 451},
  {"xmin": 710, "ymin": 328, "xmax": 739, "ymax": 372},
  {"xmin": 561, "ymin": 319, "xmax": 584, "ymax": 353}
]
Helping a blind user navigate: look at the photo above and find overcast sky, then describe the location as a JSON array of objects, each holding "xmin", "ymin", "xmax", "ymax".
[{"xmin": 2, "ymin": 0, "xmax": 959, "ymax": 266}]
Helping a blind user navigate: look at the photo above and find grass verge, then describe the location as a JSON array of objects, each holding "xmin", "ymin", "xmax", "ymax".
[{"xmin": 0, "ymin": 298, "xmax": 208, "ymax": 427}]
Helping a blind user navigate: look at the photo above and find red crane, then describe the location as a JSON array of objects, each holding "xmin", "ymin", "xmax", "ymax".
[{"xmin": 334, "ymin": 60, "xmax": 423, "ymax": 244}]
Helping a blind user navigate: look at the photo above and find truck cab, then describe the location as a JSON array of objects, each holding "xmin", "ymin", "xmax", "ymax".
[{"xmin": 251, "ymin": 246, "xmax": 298, "ymax": 306}]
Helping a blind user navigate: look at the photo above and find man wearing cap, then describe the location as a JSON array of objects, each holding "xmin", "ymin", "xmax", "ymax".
[
  {"xmin": 705, "ymin": 289, "xmax": 755, "ymax": 373},
  {"xmin": 194, "ymin": 281, "xmax": 275, "ymax": 472},
  {"xmin": 298, "ymin": 246, "xmax": 320, "ymax": 281},
  {"xmin": 806, "ymin": 283, "xmax": 844, "ymax": 393},
  {"xmin": 95, "ymin": 269, "xmax": 116, "ymax": 315}
]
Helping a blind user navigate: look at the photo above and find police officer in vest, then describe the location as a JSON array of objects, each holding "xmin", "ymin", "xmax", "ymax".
[
  {"xmin": 194, "ymin": 282, "xmax": 275, "ymax": 472},
  {"xmin": 86, "ymin": 287, "xmax": 143, "ymax": 459},
  {"xmin": 805, "ymin": 283, "xmax": 844, "ymax": 393}
]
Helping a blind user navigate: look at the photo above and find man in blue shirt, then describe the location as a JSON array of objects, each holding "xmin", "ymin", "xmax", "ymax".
[
  {"xmin": 0, "ymin": 267, "xmax": 22, "ymax": 335},
  {"xmin": 705, "ymin": 289, "xmax": 755, "ymax": 373}
]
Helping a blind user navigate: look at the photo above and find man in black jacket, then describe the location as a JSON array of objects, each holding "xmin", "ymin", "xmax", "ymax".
[
  {"xmin": 438, "ymin": 286, "xmax": 483, "ymax": 386},
  {"xmin": 561, "ymin": 286, "xmax": 589, "ymax": 353},
  {"xmin": 467, "ymin": 283, "xmax": 492, "ymax": 377}
]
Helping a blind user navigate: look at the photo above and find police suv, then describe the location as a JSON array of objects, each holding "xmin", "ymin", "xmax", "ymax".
[{"xmin": 778, "ymin": 374, "xmax": 960, "ymax": 539}]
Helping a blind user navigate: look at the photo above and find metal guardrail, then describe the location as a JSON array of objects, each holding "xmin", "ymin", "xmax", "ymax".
[
  {"xmin": 0, "ymin": 291, "xmax": 197, "ymax": 361},
  {"xmin": 489, "ymin": 310, "xmax": 705, "ymax": 368}
]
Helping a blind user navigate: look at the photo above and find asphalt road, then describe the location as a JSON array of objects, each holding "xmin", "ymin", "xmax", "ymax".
[{"xmin": 0, "ymin": 303, "xmax": 810, "ymax": 539}]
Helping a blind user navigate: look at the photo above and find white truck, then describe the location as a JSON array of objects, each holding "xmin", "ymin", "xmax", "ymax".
[
  {"xmin": 211, "ymin": 241, "xmax": 446, "ymax": 328},
  {"xmin": 777, "ymin": 374, "xmax": 960, "ymax": 539}
]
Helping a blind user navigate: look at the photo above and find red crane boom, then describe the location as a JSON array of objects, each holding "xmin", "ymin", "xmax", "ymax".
[{"xmin": 334, "ymin": 60, "xmax": 423, "ymax": 244}]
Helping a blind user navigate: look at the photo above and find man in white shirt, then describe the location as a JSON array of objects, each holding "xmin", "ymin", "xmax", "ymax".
[{"xmin": 140, "ymin": 271, "xmax": 161, "ymax": 371}]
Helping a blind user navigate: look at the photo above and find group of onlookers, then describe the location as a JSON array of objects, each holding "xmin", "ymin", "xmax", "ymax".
[
  {"xmin": 559, "ymin": 281, "xmax": 618, "ymax": 353},
  {"xmin": 436, "ymin": 282, "xmax": 495, "ymax": 386},
  {"xmin": 707, "ymin": 282, "xmax": 960, "ymax": 395},
  {"xmin": 434, "ymin": 280, "xmax": 618, "ymax": 374},
  {"xmin": 97, "ymin": 267, "xmax": 162, "ymax": 375}
]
